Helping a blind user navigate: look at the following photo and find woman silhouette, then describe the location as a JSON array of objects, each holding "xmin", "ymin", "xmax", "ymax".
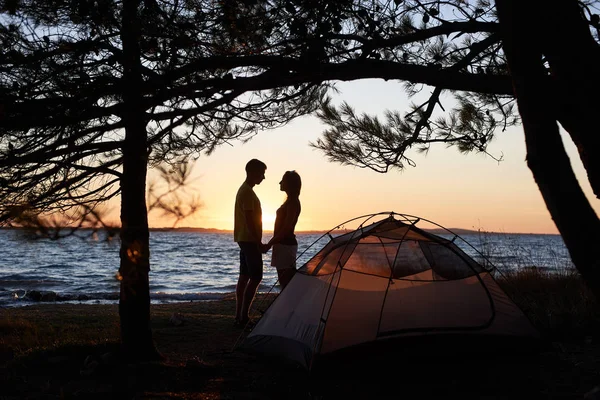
[{"xmin": 267, "ymin": 171, "xmax": 301, "ymax": 290}]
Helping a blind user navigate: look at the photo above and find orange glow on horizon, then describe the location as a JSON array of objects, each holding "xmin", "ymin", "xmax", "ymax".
[{"xmin": 72, "ymin": 80, "xmax": 600, "ymax": 236}]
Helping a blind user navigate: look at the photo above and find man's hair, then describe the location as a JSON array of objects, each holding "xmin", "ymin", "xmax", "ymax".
[{"xmin": 245, "ymin": 159, "xmax": 267, "ymax": 173}]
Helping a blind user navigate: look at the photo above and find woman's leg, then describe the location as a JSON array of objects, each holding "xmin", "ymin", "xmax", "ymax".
[{"xmin": 278, "ymin": 268, "xmax": 296, "ymax": 289}]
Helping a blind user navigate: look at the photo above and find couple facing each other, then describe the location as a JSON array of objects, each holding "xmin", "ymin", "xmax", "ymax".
[{"xmin": 233, "ymin": 159, "xmax": 301, "ymax": 326}]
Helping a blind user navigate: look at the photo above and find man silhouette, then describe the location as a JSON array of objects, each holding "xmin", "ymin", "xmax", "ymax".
[{"xmin": 233, "ymin": 159, "xmax": 268, "ymax": 326}]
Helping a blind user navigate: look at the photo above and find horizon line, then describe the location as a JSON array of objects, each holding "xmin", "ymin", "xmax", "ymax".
[{"xmin": 0, "ymin": 225, "xmax": 558, "ymax": 235}]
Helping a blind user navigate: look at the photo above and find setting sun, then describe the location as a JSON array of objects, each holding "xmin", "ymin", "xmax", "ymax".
[{"xmin": 262, "ymin": 212, "xmax": 276, "ymax": 231}]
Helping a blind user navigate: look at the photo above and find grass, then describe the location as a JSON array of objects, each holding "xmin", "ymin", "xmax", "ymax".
[
  {"xmin": 0, "ymin": 305, "xmax": 122, "ymax": 358},
  {"xmin": 1, "ymin": 274, "xmax": 600, "ymax": 399},
  {"xmin": 498, "ymin": 268, "xmax": 600, "ymax": 340}
]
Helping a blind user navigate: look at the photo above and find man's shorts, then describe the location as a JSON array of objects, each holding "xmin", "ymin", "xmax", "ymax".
[
  {"xmin": 238, "ymin": 241, "xmax": 263, "ymax": 280},
  {"xmin": 271, "ymin": 244, "xmax": 298, "ymax": 270}
]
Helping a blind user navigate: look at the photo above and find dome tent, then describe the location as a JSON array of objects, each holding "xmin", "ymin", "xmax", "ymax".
[{"xmin": 240, "ymin": 212, "xmax": 539, "ymax": 370}]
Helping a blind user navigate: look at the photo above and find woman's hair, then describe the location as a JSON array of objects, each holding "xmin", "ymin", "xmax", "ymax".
[{"xmin": 283, "ymin": 170, "xmax": 301, "ymax": 198}]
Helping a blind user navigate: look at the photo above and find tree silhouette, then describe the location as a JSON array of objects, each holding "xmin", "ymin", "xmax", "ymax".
[
  {"xmin": 0, "ymin": 0, "xmax": 332, "ymax": 360},
  {"xmin": 495, "ymin": 0, "xmax": 600, "ymax": 298}
]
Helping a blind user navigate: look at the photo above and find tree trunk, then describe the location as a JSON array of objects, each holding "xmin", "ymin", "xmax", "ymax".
[
  {"xmin": 118, "ymin": 0, "xmax": 160, "ymax": 361},
  {"xmin": 537, "ymin": 0, "xmax": 600, "ymax": 199},
  {"xmin": 496, "ymin": 0, "xmax": 600, "ymax": 299}
]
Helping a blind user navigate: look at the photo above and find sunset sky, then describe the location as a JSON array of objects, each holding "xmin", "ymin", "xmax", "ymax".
[{"xmin": 142, "ymin": 79, "xmax": 600, "ymax": 235}]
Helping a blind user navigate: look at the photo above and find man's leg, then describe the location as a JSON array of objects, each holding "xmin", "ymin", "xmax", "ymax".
[
  {"xmin": 239, "ymin": 242, "xmax": 263, "ymax": 322},
  {"xmin": 240, "ymin": 278, "xmax": 260, "ymax": 322},
  {"xmin": 235, "ymin": 246, "xmax": 250, "ymax": 322},
  {"xmin": 235, "ymin": 274, "xmax": 249, "ymax": 321}
]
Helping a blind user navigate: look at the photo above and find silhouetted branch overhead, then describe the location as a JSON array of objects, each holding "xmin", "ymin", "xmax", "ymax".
[
  {"xmin": 2, "ymin": 0, "xmax": 332, "ymax": 219},
  {"xmin": 311, "ymin": 28, "xmax": 513, "ymax": 172},
  {"xmin": 4, "ymin": 0, "xmax": 597, "ymax": 216}
]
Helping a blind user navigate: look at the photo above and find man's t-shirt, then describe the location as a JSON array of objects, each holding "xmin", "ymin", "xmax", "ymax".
[{"xmin": 234, "ymin": 182, "xmax": 262, "ymax": 243}]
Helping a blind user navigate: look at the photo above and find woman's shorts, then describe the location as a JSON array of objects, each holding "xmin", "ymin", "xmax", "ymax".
[{"xmin": 271, "ymin": 244, "xmax": 298, "ymax": 270}]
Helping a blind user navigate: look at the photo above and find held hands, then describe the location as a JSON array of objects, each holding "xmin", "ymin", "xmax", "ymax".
[{"xmin": 260, "ymin": 243, "xmax": 272, "ymax": 254}]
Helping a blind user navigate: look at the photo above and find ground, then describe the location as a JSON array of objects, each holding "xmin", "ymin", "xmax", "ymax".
[{"xmin": 1, "ymin": 295, "xmax": 599, "ymax": 399}]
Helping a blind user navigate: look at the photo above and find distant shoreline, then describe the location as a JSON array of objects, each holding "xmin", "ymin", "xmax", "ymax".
[
  {"xmin": 0, "ymin": 226, "xmax": 558, "ymax": 236},
  {"xmin": 134, "ymin": 226, "xmax": 560, "ymax": 236}
]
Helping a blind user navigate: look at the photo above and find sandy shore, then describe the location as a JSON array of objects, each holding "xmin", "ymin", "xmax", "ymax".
[{"xmin": 1, "ymin": 295, "xmax": 599, "ymax": 399}]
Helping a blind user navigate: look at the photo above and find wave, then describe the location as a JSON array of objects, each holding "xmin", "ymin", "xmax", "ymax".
[
  {"xmin": 0, "ymin": 289, "xmax": 231, "ymax": 307},
  {"xmin": 151, "ymin": 292, "xmax": 229, "ymax": 302},
  {"xmin": 38, "ymin": 264, "xmax": 71, "ymax": 269},
  {"xmin": 0, "ymin": 277, "xmax": 65, "ymax": 287}
]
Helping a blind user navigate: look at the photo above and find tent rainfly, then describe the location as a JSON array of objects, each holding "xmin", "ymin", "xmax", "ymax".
[{"xmin": 241, "ymin": 212, "xmax": 539, "ymax": 370}]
